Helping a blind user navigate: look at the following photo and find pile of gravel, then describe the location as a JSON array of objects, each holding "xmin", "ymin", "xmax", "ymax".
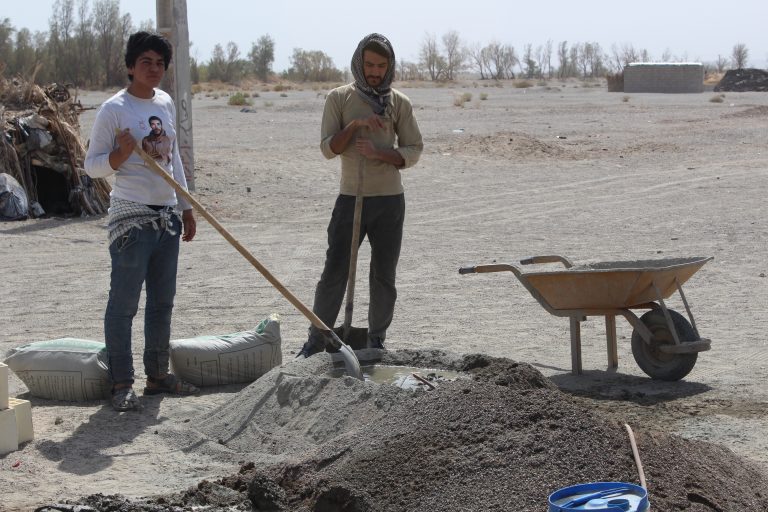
[
  {"xmin": 714, "ymin": 68, "xmax": 768, "ymax": 92},
  {"xmin": 37, "ymin": 350, "xmax": 768, "ymax": 511}
]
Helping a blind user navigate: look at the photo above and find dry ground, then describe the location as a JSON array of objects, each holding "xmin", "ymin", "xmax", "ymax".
[{"xmin": 2, "ymin": 80, "xmax": 768, "ymax": 510}]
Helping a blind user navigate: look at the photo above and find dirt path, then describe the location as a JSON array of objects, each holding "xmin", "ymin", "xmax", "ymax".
[{"xmin": 2, "ymin": 82, "xmax": 768, "ymax": 510}]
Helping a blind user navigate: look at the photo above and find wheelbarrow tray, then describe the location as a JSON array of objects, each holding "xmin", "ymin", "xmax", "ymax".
[{"xmin": 522, "ymin": 257, "xmax": 712, "ymax": 311}]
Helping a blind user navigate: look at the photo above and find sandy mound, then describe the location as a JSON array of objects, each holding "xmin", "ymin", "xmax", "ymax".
[{"xmin": 36, "ymin": 350, "xmax": 768, "ymax": 511}]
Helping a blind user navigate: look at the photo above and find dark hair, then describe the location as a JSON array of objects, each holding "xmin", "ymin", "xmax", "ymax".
[
  {"xmin": 125, "ymin": 31, "xmax": 173, "ymax": 81},
  {"xmin": 148, "ymin": 115, "xmax": 162, "ymax": 126},
  {"xmin": 363, "ymin": 41, "xmax": 391, "ymax": 61}
]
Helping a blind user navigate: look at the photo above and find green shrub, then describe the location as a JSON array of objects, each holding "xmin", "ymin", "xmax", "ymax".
[
  {"xmin": 479, "ymin": 92, "xmax": 488, "ymax": 100},
  {"xmin": 280, "ymin": 92, "xmax": 288, "ymax": 97},
  {"xmin": 228, "ymin": 92, "xmax": 251, "ymax": 106},
  {"xmin": 622, "ymin": 95, "xmax": 630, "ymax": 103},
  {"xmin": 709, "ymin": 95, "xmax": 724, "ymax": 103},
  {"xmin": 513, "ymin": 80, "xmax": 533, "ymax": 88}
]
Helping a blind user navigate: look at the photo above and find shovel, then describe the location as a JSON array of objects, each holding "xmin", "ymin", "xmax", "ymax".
[
  {"xmin": 336, "ymin": 156, "xmax": 369, "ymax": 350},
  {"xmin": 128, "ymin": 140, "xmax": 363, "ymax": 380}
]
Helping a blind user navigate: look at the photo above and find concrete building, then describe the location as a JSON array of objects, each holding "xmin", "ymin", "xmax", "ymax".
[{"xmin": 624, "ymin": 63, "xmax": 704, "ymax": 93}]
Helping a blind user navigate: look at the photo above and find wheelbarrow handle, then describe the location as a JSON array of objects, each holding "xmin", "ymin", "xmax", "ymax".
[
  {"xmin": 459, "ymin": 264, "xmax": 521, "ymax": 275},
  {"xmin": 519, "ymin": 255, "xmax": 574, "ymax": 268}
]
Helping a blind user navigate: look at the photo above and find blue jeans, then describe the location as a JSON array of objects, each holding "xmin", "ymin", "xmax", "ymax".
[
  {"xmin": 104, "ymin": 216, "xmax": 180, "ymax": 385},
  {"xmin": 309, "ymin": 194, "xmax": 405, "ymax": 346}
]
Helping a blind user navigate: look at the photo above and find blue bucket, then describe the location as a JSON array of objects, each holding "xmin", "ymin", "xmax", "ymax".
[{"xmin": 548, "ymin": 482, "xmax": 649, "ymax": 511}]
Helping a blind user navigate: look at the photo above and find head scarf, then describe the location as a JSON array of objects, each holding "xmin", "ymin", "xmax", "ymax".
[{"xmin": 351, "ymin": 33, "xmax": 396, "ymax": 115}]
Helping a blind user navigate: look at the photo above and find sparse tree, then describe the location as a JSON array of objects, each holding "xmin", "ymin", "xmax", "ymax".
[
  {"xmin": 49, "ymin": 0, "xmax": 77, "ymax": 83},
  {"xmin": 74, "ymin": 0, "xmax": 98, "ymax": 86},
  {"xmin": 485, "ymin": 42, "xmax": 516, "ymax": 80},
  {"xmin": 714, "ymin": 54, "xmax": 728, "ymax": 73},
  {"xmin": 468, "ymin": 43, "xmax": 488, "ymax": 80},
  {"xmin": 568, "ymin": 45, "xmax": 579, "ymax": 77},
  {"xmin": 557, "ymin": 41, "xmax": 569, "ymax": 79},
  {"xmin": 398, "ymin": 60, "xmax": 422, "ymax": 81},
  {"xmin": 441, "ymin": 30, "xmax": 465, "ymax": 81},
  {"xmin": 93, "ymin": 0, "xmax": 122, "ymax": 85},
  {"xmin": 732, "ymin": 43, "xmax": 748, "ymax": 69},
  {"xmin": 207, "ymin": 42, "xmax": 245, "ymax": 83},
  {"xmin": 522, "ymin": 44, "xmax": 537, "ymax": 78},
  {"xmin": 544, "ymin": 39, "xmax": 553, "ymax": 78},
  {"xmin": 249, "ymin": 34, "xmax": 275, "ymax": 81},
  {"xmin": 284, "ymin": 48, "xmax": 342, "ymax": 82},
  {"xmin": 0, "ymin": 18, "xmax": 15, "ymax": 70},
  {"xmin": 12, "ymin": 28, "xmax": 36, "ymax": 76},
  {"xmin": 419, "ymin": 33, "xmax": 445, "ymax": 80}
]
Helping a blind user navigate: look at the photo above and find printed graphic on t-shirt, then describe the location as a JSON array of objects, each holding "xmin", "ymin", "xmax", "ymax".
[{"xmin": 141, "ymin": 115, "xmax": 172, "ymax": 164}]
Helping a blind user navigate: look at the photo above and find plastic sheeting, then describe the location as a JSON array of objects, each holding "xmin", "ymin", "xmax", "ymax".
[{"xmin": 0, "ymin": 173, "xmax": 29, "ymax": 220}]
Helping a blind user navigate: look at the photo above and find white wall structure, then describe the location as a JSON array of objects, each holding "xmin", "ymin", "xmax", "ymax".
[{"xmin": 624, "ymin": 63, "xmax": 704, "ymax": 93}]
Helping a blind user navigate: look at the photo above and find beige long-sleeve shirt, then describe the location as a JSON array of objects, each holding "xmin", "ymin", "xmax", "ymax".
[{"xmin": 321, "ymin": 83, "xmax": 423, "ymax": 196}]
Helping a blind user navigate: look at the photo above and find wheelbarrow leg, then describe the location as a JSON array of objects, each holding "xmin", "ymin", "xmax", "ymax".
[
  {"xmin": 606, "ymin": 315, "xmax": 618, "ymax": 370},
  {"xmin": 569, "ymin": 316, "xmax": 583, "ymax": 375}
]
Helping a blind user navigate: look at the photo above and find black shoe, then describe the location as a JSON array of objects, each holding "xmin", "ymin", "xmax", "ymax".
[
  {"xmin": 368, "ymin": 338, "xmax": 385, "ymax": 350},
  {"xmin": 296, "ymin": 337, "xmax": 324, "ymax": 358}
]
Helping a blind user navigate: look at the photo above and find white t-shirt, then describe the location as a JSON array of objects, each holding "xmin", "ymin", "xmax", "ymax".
[{"xmin": 84, "ymin": 88, "xmax": 191, "ymax": 210}]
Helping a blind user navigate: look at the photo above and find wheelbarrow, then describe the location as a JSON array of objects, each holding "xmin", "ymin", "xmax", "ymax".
[{"xmin": 459, "ymin": 255, "xmax": 713, "ymax": 380}]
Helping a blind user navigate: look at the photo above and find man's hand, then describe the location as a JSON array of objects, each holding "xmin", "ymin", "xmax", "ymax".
[
  {"xmin": 356, "ymin": 114, "xmax": 386, "ymax": 131},
  {"xmin": 355, "ymin": 138, "xmax": 405, "ymax": 167},
  {"xmin": 329, "ymin": 114, "xmax": 386, "ymax": 155},
  {"xmin": 109, "ymin": 128, "xmax": 136, "ymax": 170},
  {"xmin": 355, "ymin": 138, "xmax": 379, "ymax": 159},
  {"xmin": 181, "ymin": 209, "xmax": 196, "ymax": 242}
]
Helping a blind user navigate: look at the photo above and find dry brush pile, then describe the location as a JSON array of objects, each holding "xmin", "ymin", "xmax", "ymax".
[{"xmin": 0, "ymin": 76, "xmax": 111, "ymax": 218}]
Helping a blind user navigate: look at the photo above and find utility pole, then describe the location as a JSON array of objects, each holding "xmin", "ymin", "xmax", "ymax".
[{"xmin": 156, "ymin": 0, "xmax": 195, "ymax": 190}]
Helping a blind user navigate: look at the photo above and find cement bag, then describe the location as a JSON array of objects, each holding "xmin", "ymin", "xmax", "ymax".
[
  {"xmin": 0, "ymin": 173, "xmax": 29, "ymax": 221},
  {"xmin": 170, "ymin": 314, "xmax": 282, "ymax": 387},
  {"xmin": 3, "ymin": 338, "xmax": 110, "ymax": 401}
]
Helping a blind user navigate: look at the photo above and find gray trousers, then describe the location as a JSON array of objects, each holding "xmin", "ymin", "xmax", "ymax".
[{"xmin": 309, "ymin": 193, "xmax": 405, "ymax": 344}]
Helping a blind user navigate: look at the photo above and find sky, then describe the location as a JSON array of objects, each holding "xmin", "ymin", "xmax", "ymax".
[{"xmin": 4, "ymin": 0, "xmax": 767, "ymax": 71}]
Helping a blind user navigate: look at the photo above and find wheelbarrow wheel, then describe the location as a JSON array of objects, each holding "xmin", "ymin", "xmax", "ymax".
[{"xmin": 631, "ymin": 309, "xmax": 698, "ymax": 381}]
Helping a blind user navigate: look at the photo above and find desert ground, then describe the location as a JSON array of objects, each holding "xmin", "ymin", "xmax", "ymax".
[{"xmin": 2, "ymin": 80, "xmax": 768, "ymax": 510}]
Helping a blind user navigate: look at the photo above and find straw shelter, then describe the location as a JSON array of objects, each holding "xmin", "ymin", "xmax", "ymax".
[{"xmin": 1, "ymin": 76, "xmax": 111, "ymax": 218}]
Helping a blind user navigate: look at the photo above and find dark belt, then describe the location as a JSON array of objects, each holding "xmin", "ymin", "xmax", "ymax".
[{"xmin": 147, "ymin": 204, "xmax": 172, "ymax": 211}]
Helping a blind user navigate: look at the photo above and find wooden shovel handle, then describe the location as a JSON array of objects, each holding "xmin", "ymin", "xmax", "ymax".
[
  {"xmin": 342, "ymin": 157, "xmax": 365, "ymax": 336},
  {"xmin": 130, "ymin": 142, "xmax": 333, "ymax": 336}
]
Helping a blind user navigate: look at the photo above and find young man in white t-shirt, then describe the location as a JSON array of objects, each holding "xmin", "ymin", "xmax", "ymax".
[{"xmin": 85, "ymin": 31, "xmax": 198, "ymax": 411}]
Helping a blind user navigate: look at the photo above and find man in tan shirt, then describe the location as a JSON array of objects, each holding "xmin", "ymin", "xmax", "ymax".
[{"xmin": 298, "ymin": 33, "xmax": 423, "ymax": 357}]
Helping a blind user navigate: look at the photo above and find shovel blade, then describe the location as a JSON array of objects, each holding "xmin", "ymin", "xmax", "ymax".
[{"xmin": 324, "ymin": 330, "xmax": 364, "ymax": 380}]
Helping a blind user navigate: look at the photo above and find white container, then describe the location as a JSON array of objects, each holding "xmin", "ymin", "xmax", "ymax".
[
  {"xmin": 0, "ymin": 362, "xmax": 9, "ymax": 409},
  {"xmin": 8, "ymin": 398, "xmax": 33, "ymax": 444},
  {"xmin": 0, "ymin": 407, "xmax": 19, "ymax": 455}
]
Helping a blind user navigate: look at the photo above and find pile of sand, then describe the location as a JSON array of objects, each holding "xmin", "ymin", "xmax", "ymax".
[{"xmin": 35, "ymin": 350, "xmax": 768, "ymax": 511}]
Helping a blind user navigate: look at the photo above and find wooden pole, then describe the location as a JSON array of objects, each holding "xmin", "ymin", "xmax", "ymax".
[{"xmin": 156, "ymin": 0, "xmax": 195, "ymax": 191}]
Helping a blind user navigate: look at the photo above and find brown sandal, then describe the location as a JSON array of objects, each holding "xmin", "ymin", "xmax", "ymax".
[{"xmin": 144, "ymin": 374, "xmax": 199, "ymax": 396}]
